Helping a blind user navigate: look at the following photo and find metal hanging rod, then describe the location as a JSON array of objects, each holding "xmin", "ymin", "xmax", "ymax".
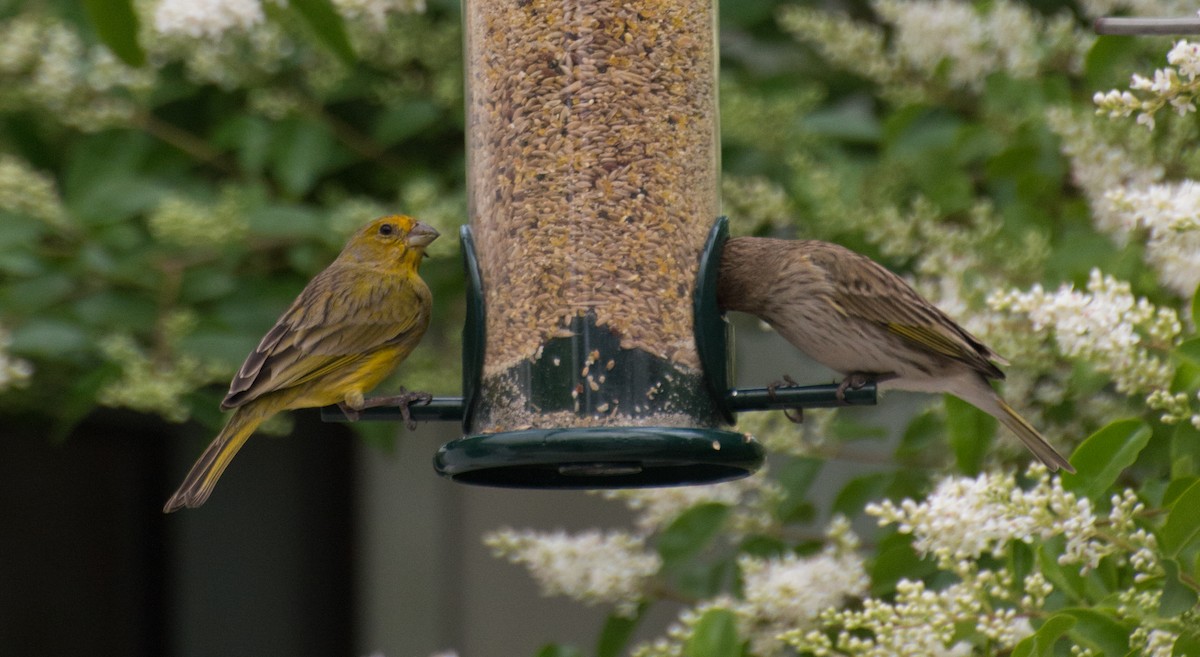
[{"xmin": 1095, "ymin": 17, "xmax": 1200, "ymax": 36}]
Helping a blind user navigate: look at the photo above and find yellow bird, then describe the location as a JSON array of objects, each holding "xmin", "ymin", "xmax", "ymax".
[{"xmin": 164, "ymin": 215, "xmax": 439, "ymax": 512}]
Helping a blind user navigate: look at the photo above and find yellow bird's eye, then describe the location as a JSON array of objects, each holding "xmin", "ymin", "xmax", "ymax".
[{"xmin": 378, "ymin": 223, "xmax": 396, "ymax": 236}]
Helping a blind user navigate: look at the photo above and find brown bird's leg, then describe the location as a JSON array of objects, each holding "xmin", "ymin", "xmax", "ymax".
[
  {"xmin": 360, "ymin": 388, "xmax": 434, "ymax": 430},
  {"xmin": 337, "ymin": 402, "xmax": 362, "ymax": 422},
  {"xmin": 835, "ymin": 372, "xmax": 896, "ymax": 404},
  {"xmin": 766, "ymin": 374, "xmax": 804, "ymax": 423}
]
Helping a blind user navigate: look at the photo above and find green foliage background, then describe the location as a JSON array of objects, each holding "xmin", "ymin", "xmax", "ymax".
[{"xmin": 2, "ymin": 0, "xmax": 1200, "ymax": 655}]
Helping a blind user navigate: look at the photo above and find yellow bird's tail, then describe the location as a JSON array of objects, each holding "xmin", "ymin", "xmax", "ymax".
[{"xmin": 163, "ymin": 405, "xmax": 266, "ymax": 513}]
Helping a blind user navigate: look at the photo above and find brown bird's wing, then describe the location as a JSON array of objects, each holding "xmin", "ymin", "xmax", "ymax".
[
  {"xmin": 222, "ymin": 265, "xmax": 430, "ymax": 410},
  {"xmin": 806, "ymin": 242, "xmax": 1006, "ymax": 380}
]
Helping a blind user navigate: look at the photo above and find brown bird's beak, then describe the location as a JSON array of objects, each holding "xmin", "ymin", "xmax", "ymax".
[{"xmin": 406, "ymin": 221, "xmax": 439, "ymax": 248}]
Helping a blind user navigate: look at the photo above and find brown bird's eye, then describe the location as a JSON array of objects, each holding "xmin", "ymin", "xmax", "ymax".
[{"xmin": 379, "ymin": 223, "xmax": 395, "ymax": 236}]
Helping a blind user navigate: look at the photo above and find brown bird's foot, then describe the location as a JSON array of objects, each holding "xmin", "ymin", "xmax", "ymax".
[
  {"xmin": 840, "ymin": 371, "xmax": 878, "ymax": 402},
  {"xmin": 766, "ymin": 374, "xmax": 800, "ymax": 399},
  {"xmin": 360, "ymin": 389, "xmax": 433, "ymax": 430},
  {"xmin": 835, "ymin": 372, "xmax": 892, "ymax": 404},
  {"xmin": 767, "ymin": 375, "xmax": 804, "ymax": 424},
  {"xmin": 337, "ymin": 401, "xmax": 362, "ymax": 422}
]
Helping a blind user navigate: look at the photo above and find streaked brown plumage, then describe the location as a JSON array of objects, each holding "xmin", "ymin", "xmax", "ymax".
[
  {"xmin": 718, "ymin": 236, "xmax": 1074, "ymax": 473},
  {"xmin": 163, "ymin": 215, "xmax": 440, "ymax": 512}
]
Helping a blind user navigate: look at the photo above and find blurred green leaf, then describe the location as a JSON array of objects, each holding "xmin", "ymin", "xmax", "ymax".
[
  {"xmin": 1037, "ymin": 542, "xmax": 1086, "ymax": 604},
  {"xmin": 596, "ymin": 606, "xmax": 645, "ymax": 657},
  {"xmin": 74, "ymin": 291, "xmax": 157, "ymax": 331},
  {"xmin": 287, "ymin": 0, "xmax": 356, "ymax": 65},
  {"xmin": 1060, "ymin": 419, "xmax": 1151, "ymax": 499},
  {"xmin": 9, "ymin": 319, "xmax": 90, "ymax": 357},
  {"xmin": 1084, "ymin": 36, "xmax": 1140, "ymax": 89},
  {"xmin": 1175, "ymin": 633, "xmax": 1200, "ymax": 657},
  {"xmin": 1012, "ymin": 613, "xmax": 1075, "ymax": 657},
  {"xmin": 1164, "ymin": 477, "xmax": 1199, "ymax": 510},
  {"xmin": 657, "ymin": 503, "xmax": 730, "ymax": 567},
  {"xmin": 895, "ymin": 410, "xmax": 942, "ymax": 461},
  {"xmin": 1163, "ymin": 479, "xmax": 1200, "ymax": 557},
  {"xmin": 1172, "ymin": 422, "xmax": 1200, "ymax": 479},
  {"xmin": 270, "ymin": 119, "xmax": 342, "ymax": 198},
  {"xmin": 374, "ymin": 102, "xmax": 441, "ymax": 146},
  {"xmin": 683, "ymin": 609, "xmax": 740, "ymax": 657},
  {"xmin": 1061, "ymin": 608, "xmax": 1133, "ymax": 657},
  {"xmin": 1176, "ymin": 338, "xmax": 1200, "ymax": 369},
  {"xmin": 534, "ymin": 644, "xmax": 582, "ymax": 657},
  {"xmin": 869, "ymin": 531, "xmax": 936, "ymax": 597},
  {"xmin": 82, "ymin": 0, "xmax": 145, "ymax": 66},
  {"xmin": 944, "ymin": 395, "xmax": 996, "ymax": 475},
  {"xmin": 1160, "ymin": 559, "xmax": 1199, "ymax": 617},
  {"xmin": 833, "ymin": 472, "xmax": 891, "ymax": 516}
]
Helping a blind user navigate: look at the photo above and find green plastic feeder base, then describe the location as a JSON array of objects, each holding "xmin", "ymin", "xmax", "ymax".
[{"xmin": 433, "ymin": 426, "xmax": 762, "ymax": 488}]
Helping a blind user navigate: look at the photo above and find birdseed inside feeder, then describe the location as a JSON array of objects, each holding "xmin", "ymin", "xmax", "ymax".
[{"xmin": 434, "ymin": 0, "xmax": 763, "ymax": 486}]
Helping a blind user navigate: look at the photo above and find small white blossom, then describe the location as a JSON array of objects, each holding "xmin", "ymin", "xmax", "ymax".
[
  {"xmin": 154, "ymin": 0, "xmax": 266, "ymax": 40},
  {"xmin": 1096, "ymin": 40, "xmax": 1200, "ymax": 131},
  {"xmin": 989, "ymin": 270, "xmax": 1180, "ymax": 396},
  {"xmin": 1106, "ymin": 181, "xmax": 1200, "ymax": 297},
  {"xmin": 484, "ymin": 528, "xmax": 660, "ymax": 617},
  {"xmin": 0, "ymin": 324, "xmax": 33, "ymax": 393},
  {"xmin": 737, "ymin": 549, "xmax": 869, "ymax": 656}
]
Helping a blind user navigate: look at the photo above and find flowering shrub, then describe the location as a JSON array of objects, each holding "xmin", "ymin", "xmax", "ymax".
[
  {"xmin": 2, "ymin": 1, "xmax": 1200, "ymax": 655},
  {"xmin": 479, "ymin": 2, "xmax": 1200, "ymax": 656}
]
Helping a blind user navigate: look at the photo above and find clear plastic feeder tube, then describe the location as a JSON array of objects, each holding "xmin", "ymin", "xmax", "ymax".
[{"xmin": 465, "ymin": 0, "xmax": 720, "ymax": 434}]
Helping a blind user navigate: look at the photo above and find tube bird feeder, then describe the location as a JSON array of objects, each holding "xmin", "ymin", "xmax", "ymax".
[
  {"xmin": 434, "ymin": 0, "xmax": 760, "ymax": 487},
  {"xmin": 321, "ymin": 0, "xmax": 880, "ymax": 486}
]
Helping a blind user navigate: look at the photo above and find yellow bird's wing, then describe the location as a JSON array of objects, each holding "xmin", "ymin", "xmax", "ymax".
[{"xmin": 222, "ymin": 265, "xmax": 431, "ymax": 409}]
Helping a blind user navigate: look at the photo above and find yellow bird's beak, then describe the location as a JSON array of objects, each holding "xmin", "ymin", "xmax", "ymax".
[{"xmin": 406, "ymin": 221, "xmax": 440, "ymax": 248}]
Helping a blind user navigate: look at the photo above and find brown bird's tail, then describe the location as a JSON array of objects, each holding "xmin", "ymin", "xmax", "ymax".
[
  {"xmin": 993, "ymin": 398, "xmax": 1075, "ymax": 474},
  {"xmin": 163, "ymin": 405, "xmax": 266, "ymax": 512}
]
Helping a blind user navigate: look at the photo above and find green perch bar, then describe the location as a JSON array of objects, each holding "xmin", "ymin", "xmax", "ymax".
[{"xmin": 319, "ymin": 381, "xmax": 878, "ymax": 423}]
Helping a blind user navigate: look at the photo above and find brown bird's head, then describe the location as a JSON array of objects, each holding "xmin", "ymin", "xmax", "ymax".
[{"xmin": 342, "ymin": 214, "xmax": 440, "ymax": 269}]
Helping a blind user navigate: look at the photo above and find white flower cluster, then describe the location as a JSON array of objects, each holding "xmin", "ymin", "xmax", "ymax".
[
  {"xmin": 784, "ymin": 576, "xmax": 1032, "ymax": 657},
  {"xmin": 147, "ymin": 190, "xmax": 249, "ymax": 250},
  {"xmin": 737, "ymin": 543, "xmax": 869, "ymax": 655},
  {"xmin": 873, "ymin": 0, "xmax": 1042, "ymax": 90},
  {"xmin": 1045, "ymin": 108, "xmax": 1162, "ymax": 239},
  {"xmin": 721, "ymin": 175, "xmax": 796, "ymax": 237},
  {"xmin": 483, "ymin": 528, "xmax": 660, "ymax": 617},
  {"xmin": 332, "ymin": 0, "xmax": 427, "ymax": 30},
  {"xmin": 0, "ymin": 155, "xmax": 67, "ymax": 229},
  {"xmin": 988, "ymin": 269, "xmax": 1180, "ymax": 397},
  {"xmin": 1095, "ymin": 40, "xmax": 1200, "ymax": 130},
  {"xmin": 780, "ymin": 0, "xmax": 1083, "ymax": 103},
  {"xmin": 0, "ymin": 16, "xmax": 154, "ymax": 130},
  {"xmin": 869, "ymin": 466, "xmax": 1155, "ymax": 574},
  {"xmin": 96, "ymin": 317, "xmax": 228, "ymax": 423},
  {"xmin": 0, "ymin": 324, "xmax": 33, "ymax": 393},
  {"xmin": 153, "ymin": 0, "xmax": 266, "ymax": 40},
  {"xmin": 1105, "ymin": 180, "xmax": 1200, "ymax": 298},
  {"xmin": 153, "ymin": 0, "xmax": 428, "ymax": 40},
  {"xmin": 630, "ymin": 520, "xmax": 866, "ymax": 657},
  {"xmin": 600, "ymin": 469, "xmax": 775, "ymax": 535}
]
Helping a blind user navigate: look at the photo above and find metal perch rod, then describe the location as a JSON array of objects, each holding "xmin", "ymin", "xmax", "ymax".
[
  {"xmin": 1095, "ymin": 17, "xmax": 1200, "ymax": 36},
  {"xmin": 320, "ymin": 381, "xmax": 878, "ymax": 423}
]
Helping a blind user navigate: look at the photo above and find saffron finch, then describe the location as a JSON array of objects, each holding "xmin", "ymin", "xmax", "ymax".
[
  {"xmin": 164, "ymin": 215, "xmax": 440, "ymax": 512},
  {"xmin": 718, "ymin": 237, "xmax": 1074, "ymax": 473}
]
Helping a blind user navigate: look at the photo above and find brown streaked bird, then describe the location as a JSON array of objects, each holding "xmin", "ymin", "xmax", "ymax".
[
  {"xmin": 163, "ymin": 215, "xmax": 440, "ymax": 512},
  {"xmin": 718, "ymin": 236, "xmax": 1074, "ymax": 473}
]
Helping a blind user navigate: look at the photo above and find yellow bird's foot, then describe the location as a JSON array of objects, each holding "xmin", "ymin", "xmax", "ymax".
[{"xmin": 360, "ymin": 389, "xmax": 433, "ymax": 430}]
